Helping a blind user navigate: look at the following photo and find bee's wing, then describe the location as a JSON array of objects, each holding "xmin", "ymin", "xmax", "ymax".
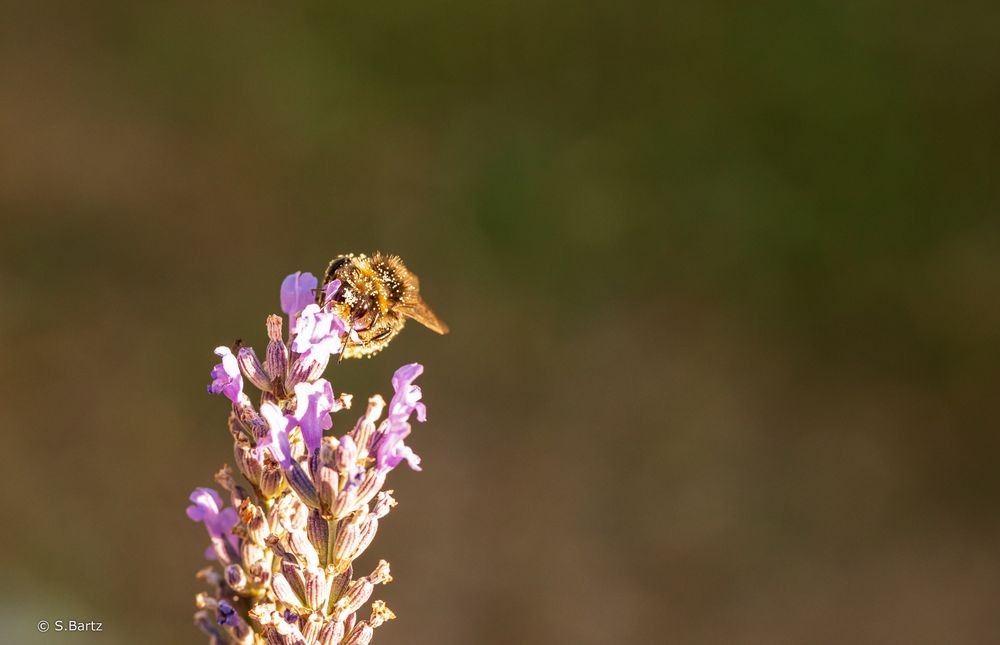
[{"xmin": 402, "ymin": 298, "xmax": 450, "ymax": 335}]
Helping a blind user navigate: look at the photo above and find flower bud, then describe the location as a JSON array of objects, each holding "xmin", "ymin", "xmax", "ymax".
[
  {"xmin": 327, "ymin": 564, "xmax": 352, "ymax": 607},
  {"xmin": 315, "ymin": 463, "xmax": 339, "ymax": 513},
  {"xmin": 351, "ymin": 395, "xmax": 385, "ymax": 458},
  {"xmin": 215, "ymin": 465, "xmax": 248, "ymax": 508},
  {"xmin": 335, "ymin": 435, "xmax": 357, "ymax": 472},
  {"xmin": 285, "ymin": 352, "xmax": 329, "ymax": 391},
  {"xmin": 335, "ymin": 578, "xmax": 373, "ymax": 620},
  {"xmin": 285, "ymin": 461, "xmax": 320, "ymax": 509},
  {"xmin": 225, "ymin": 564, "xmax": 248, "ymax": 591},
  {"xmin": 317, "ymin": 619, "xmax": 345, "ymax": 645},
  {"xmin": 260, "ymin": 459, "xmax": 286, "ymax": 498},
  {"xmin": 343, "ymin": 612, "xmax": 356, "ymax": 638},
  {"xmin": 271, "ymin": 571, "xmax": 304, "ymax": 608},
  {"xmin": 331, "ymin": 519, "xmax": 361, "ymax": 572},
  {"xmin": 302, "ymin": 611, "xmax": 324, "ymax": 644},
  {"xmin": 248, "ymin": 562, "xmax": 271, "ymax": 588},
  {"xmin": 280, "ymin": 560, "xmax": 307, "ymax": 603},
  {"xmin": 240, "ymin": 499, "xmax": 270, "ymax": 546},
  {"xmin": 238, "ymin": 347, "xmax": 272, "ymax": 392},
  {"xmin": 306, "ymin": 510, "xmax": 329, "ymax": 565},
  {"xmin": 354, "ymin": 470, "xmax": 386, "ymax": 510},
  {"xmin": 350, "ymin": 517, "xmax": 378, "ymax": 562},
  {"xmin": 342, "ymin": 622, "xmax": 373, "ymax": 645},
  {"xmin": 265, "ymin": 315, "xmax": 289, "ymax": 396},
  {"xmin": 234, "ymin": 441, "xmax": 264, "ymax": 486},
  {"xmin": 288, "ymin": 529, "xmax": 320, "ymax": 569},
  {"xmin": 303, "ymin": 566, "xmax": 331, "ymax": 610},
  {"xmin": 330, "ymin": 485, "xmax": 357, "ymax": 519}
]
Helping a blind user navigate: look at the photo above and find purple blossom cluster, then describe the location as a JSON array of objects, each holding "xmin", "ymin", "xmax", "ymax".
[{"xmin": 189, "ymin": 271, "xmax": 430, "ymax": 645}]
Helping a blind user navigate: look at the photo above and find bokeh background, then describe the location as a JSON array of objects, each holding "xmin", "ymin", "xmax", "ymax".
[{"xmin": 3, "ymin": 2, "xmax": 1000, "ymax": 643}]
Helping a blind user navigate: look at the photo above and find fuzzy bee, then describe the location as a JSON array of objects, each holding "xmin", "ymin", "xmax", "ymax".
[{"xmin": 318, "ymin": 253, "xmax": 449, "ymax": 358}]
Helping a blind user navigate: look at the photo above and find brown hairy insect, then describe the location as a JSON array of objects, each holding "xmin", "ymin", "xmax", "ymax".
[{"xmin": 318, "ymin": 253, "xmax": 449, "ymax": 358}]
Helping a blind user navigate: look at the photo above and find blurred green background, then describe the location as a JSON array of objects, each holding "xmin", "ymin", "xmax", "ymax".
[{"xmin": 2, "ymin": 2, "xmax": 1000, "ymax": 643}]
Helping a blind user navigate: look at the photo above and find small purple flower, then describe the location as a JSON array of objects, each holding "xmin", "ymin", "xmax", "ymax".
[
  {"xmin": 376, "ymin": 363, "xmax": 427, "ymax": 471},
  {"xmin": 207, "ymin": 346, "xmax": 243, "ymax": 403},
  {"xmin": 186, "ymin": 487, "xmax": 239, "ymax": 556},
  {"xmin": 217, "ymin": 600, "xmax": 238, "ymax": 626},
  {"xmin": 280, "ymin": 271, "xmax": 319, "ymax": 317},
  {"xmin": 291, "ymin": 304, "xmax": 348, "ymax": 360},
  {"xmin": 292, "ymin": 379, "xmax": 337, "ymax": 453},
  {"xmin": 256, "ymin": 402, "xmax": 294, "ymax": 469},
  {"xmin": 389, "ymin": 363, "xmax": 427, "ymax": 425}
]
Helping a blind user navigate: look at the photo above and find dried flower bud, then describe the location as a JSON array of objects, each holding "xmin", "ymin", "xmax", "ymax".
[
  {"xmin": 225, "ymin": 564, "xmax": 248, "ymax": 591},
  {"xmin": 238, "ymin": 347, "xmax": 272, "ymax": 392},
  {"xmin": 305, "ymin": 510, "xmax": 329, "ymax": 564},
  {"xmin": 315, "ymin": 463, "xmax": 339, "ymax": 513},
  {"xmin": 271, "ymin": 571, "xmax": 304, "ymax": 608},
  {"xmin": 303, "ymin": 566, "xmax": 331, "ymax": 610},
  {"xmin": 285, "ymin": 461, "xmax": 320, "ymax": 509},
  {"xmin": 317, "ymin": 618, "xmax": 345, "ymax": 645},
  {"xmin": 342, "ymin": 622, "xmax": 373, "ymax": 645},
  {"xmin": 334, "ymin": 578, "xmax": 373, "ymax": 621},
  {"xmin": 214, "ymin": 465, "xmax": 248, "ymax": 508},
  {"xmin": 330, "ymin": 485, "xmax": 357, "ymax": 519},
  {"xmin": 331, "ymin": 518, "xmax": 361, "ymax": 571},
  {"xmin": 239, "ymin": 500, "xmax": 270, "ymax": 546},
  {"xmin": 327, "ymin": 565, "xmax": 353, "ymax": 607},
  {"xmin": 234, "ymin": 440, "xmax": 264, "ymax": 486},
  {"xmin": 368, "ymin": 560, "xmax": 392, "ymax": 585},
  {"xmin": 372, "ymin": 490, "xmax": 396, "ymax": 519},
  {"xmin": 302, "ymin": 611, "xmax": 324, "ymax": 644},
  {"xmin": 353, "ymin": 470, "xmax": 386, "ymax": 510},
  {"xmin": 285, "ymin": 352, "xmax": 329, "ymax": 392},
  {"xmin": 248, "ymin": 562, "xmax": 271, "ymax": 588},
  {"xmin": 368, "ymin": 600, "xmax": 396, "ymax": 629},
  {"xmin": 260, "ymin": 459, "xmax": 286, "ymax": 498},
  {"xmin": 288, "ymin": 529, "xmax": 320, "ymax": 568},
  {"xmin": 335, "ymin": 435, "xmax": 357, "ymax": 472},
  {"xmin": 265, "ymin": 315, "xmax": 289, "ymax": 397},
  {"xmin": 351, "ymin": 395, "xmax": 385, "ymax": 458},
  {"xmin": 280, "ymin": 559, "xmax": 308, "ymax": 603},
  {"xmin": 350, "ymin": 517, "xmax": 378, "ymax": 562}
]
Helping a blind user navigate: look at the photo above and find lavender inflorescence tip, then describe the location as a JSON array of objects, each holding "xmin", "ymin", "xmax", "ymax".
[{"xmin": 189, "ymin": 270, "xmax": 431, "ymax": 643}]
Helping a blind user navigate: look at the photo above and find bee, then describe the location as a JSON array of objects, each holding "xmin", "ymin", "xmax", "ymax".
[{"xmin": 318, "ymin": 253, "xmax": 449, "ymax": 358}]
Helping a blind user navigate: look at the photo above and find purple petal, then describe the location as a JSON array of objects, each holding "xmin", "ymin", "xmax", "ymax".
[
  {"xmin": 189, "ymin": 487, "xmax": 223, "ymax": 512},
  {"xmin": 281, "ymin": 271, "xmax": 319, "ymax": 317},
  {"xmin": 293, "ymin": 380, "xmax": 336, "ymax": 453},
  {"xmin": 259, "ymin": 403, "xmax": 295, "ymax": 468},
  {"xmin": 207, "ymin": 346, "xmax": 243, "ymax": 403}
]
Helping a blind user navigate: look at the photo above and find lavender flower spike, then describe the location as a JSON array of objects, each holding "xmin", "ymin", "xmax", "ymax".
[
  {"xmin": 190, "ymin": 269, "xmax": 439, "ymax": 644},
  {"xmin": 207, "ymin": 346, "xmax": 243, "ymax": 403}
]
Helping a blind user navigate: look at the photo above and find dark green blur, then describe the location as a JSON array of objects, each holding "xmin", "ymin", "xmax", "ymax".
[{"xmin": 2, "ymin": 1, "xmax": 1000, "ymax": 643}]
